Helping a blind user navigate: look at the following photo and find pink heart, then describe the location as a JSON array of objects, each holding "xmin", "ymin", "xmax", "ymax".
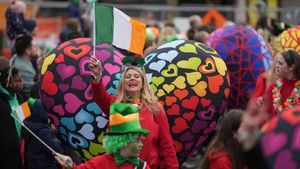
[
  {"xmin": 94, "ymin": 49, "xmax": 110, "ymax": 63},
  {"xmin": 59, "ymin": 83, "xmax": 69, "ymax": 93},
  {"xmin": 84, "ymin": 85, "xmax": 93, "ymax": 100},
  {"xmin": 102, "ymin": 76, "xmax": 111, "ymax": 87},
  {"xmin": 274, "ymin": 150, "xmax": 297, "ymax": 169},
  {"xmin": 79, "ymin": 57, "xmax": 90, "ymax": 76},
  {"xmin": 71, "ymin": 76, "xmax": 87, "ymax": 90},
  {"xmin": 64, "ymin": 93, "xmax": 84, "ymax": 114},
  {"xmin": 198, "ymin": 105, "xmax": 216, "ymax": 120},
  {"xmin": 292, "ymin": 126, "xmax": 300, "ymax": 149},
  {"xmin": 113, "ymin": 55, "xmax": 123, "ymax": 66},
  {"xmin": 53, "ymin": 105, "xmax": 65, "ymax": 116},
  {"xmin": 56, "ymin": 64, "xmax": 76, "ymax": 80},
  {"xmin": 261, "ymin": 132, "xmax": 287, "ymax": 157},
  {"xmin": 104, "ymin": 63, "xmax": 120, "ymax": 76}
]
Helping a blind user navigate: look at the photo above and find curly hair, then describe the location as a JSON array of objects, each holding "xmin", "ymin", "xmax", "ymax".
[{"xmin": 103, "ymin": 133, "xmax": 138, "ymax": 154}]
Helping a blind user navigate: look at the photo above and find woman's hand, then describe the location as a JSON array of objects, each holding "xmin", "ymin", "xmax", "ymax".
[
  {"xmin": 88, "ymin": 56, "xmax": 103, "ymax": 83},
  {"xmin": 54, "ymin": 152, "xmax": 73, "ymax": 169}
]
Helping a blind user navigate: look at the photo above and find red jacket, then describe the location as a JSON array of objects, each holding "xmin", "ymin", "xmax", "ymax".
[
  {"xmin": 265, "ymin": 78, "xmax": 297, "ymax": 118},
  {"xmin": 92, "ymin": 81, "xmax": 179, "ymax": 169},
  {"xmin": 72, "ymin": 154, "xmax": 151, "ymax": 169},
  {"xmin": 207, "ymin": 151, "xmax": 233, "ymax": 169},
  {"xmin": 251, "ymin": 72, "xmax": 267, "ymax": 99}
]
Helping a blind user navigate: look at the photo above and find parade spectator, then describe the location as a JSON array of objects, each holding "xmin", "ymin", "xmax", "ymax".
[
  {"xmin": 200, "ymin": 109, "xmax": 245, "ymax": 169},
  {"xmin": 5, "ymin": 0, "xmax": 36, "ymax": 48},
  {"xmin": 89, "ymin": 56, "xmax": 179, "ymax": 169},
  {"xmin": 59, "ymin": 18, "xmax": 81, "ymax": 43},
  {"xmin": 263, "ymin": 50, "xmax": 300, "ymax": 118},
  {"xmin": 11, "ymin": 35, "xmax": 40, "ymax": 100},
  {"xmin": 22, "ymin": 99, "xmax": 64, "ymax": 169},
  {"xmin": 0, "ymin": 56, "xmax": 23, "ymax": 169},
  {"xmin": 55, "ymin": 103, "xmax": 151, "ymax": 169}
]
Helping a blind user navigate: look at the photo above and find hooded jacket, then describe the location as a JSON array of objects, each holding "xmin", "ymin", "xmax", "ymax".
[{"xmin": 23, "ymin": 100, "xmax": 63, "ymax": 169}]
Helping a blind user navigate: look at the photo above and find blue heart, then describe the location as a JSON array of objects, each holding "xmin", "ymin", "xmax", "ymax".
[
  {"xmin": 75, "ymin": 108, "xmax": 94, "ymax": 124},
  {"xmin": 68, "ymin": 132, "xmax": 88, "ymax": 149},
  {"xmin": 96, "ymin": 116, "xmax": 108, "ymax": 129},
  {"xmin": 144, "ymin": 53, "xmax": 157, "ymax": 65},
  {"xmin": 115, "ymin": 73, "xmax": 121, "ymax": 80},
  {"xmin": 113, "ymin": 80, "xmax": 119, "ymax": 88},
  {"xmin": 61, "ymin": 117, "xmax": 76, "ymax": 131},
  {"xmin": 86, "ymin": 102, "xmax": 102, "ymax": 115},
  {"xmin": 108, "ymin": 87, "xmax": 116, "ymax": 94},
  {"xmin": 78, "ymin": 124, "xmax": 95, "ymax": 140}
]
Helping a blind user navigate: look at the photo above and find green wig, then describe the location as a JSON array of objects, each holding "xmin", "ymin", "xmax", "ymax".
[{"xmin": 103, "ymin": 133, "xmax": 139, "ymax": 154}]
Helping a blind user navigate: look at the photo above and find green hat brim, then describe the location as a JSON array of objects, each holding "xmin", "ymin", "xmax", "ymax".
[{"xmin": 104, "ymin": 128, "xmax": 149, "ymax": 136}]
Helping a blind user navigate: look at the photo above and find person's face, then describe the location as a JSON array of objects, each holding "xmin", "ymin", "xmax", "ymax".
[
  {"xmin": 121, "ymin": 134, "xmax": 145, "ymax": 157},
  {"xmin": 11, "ymin": 73, "xmax": 23, "ymax": 92},
  {"xmin": 124, "ymin": 69, "xmax": 143, "ymax": 96},
  {"xmin": 275, "ymin": 55, "xmax": 293, "ymax": 78}
]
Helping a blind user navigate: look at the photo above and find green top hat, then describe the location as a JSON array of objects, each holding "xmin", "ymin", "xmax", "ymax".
[{"xmin": 106, "ymin": 103, "xmax": 149, "ymax": 135}]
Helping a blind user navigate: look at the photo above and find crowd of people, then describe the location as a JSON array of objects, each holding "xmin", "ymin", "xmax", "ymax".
[{"xmin": 1, "ymin": 0, "xmax": 300, "ymax": 169}]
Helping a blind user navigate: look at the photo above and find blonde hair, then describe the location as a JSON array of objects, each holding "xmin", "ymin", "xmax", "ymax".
[
  {"xmin": 266, "ymin": 54, "xmax": 279, "ymax": 87},
  {"xmin": 115, "ymin": 66, "xmax": 162, "ymax": 114}
]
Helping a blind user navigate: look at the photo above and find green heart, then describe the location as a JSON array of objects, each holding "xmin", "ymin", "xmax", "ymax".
[
  {"xmin": 177, "ymin": 57, "xmax": 201, "ymax": 70},
  {"xmin": 161, "ymin": 64, "xmax": 178, "ymax": 77},
  {"xmin": 152, "ymin": 76, "xmax": 165, "ymax": 87},
  {"xmin": 179, "ymin": 44, "xmax": 197, "ymax": 54}
]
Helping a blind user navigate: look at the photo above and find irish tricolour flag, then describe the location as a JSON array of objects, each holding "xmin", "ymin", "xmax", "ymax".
[{"xmin": 95, "ymin": 5, "xmax": 146, "ymax": 56}]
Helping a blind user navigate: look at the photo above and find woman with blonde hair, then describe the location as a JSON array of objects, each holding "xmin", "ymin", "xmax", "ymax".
[{"xmin": 89, "ymin": 56, "xmax": 179, "ymax": 169}]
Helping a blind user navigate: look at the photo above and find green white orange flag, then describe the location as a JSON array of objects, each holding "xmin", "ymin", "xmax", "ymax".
[
  {"xmin": 15, "ymin": 101, "xmax": 31, "ymax": 121},
  {"xmin": 95, "ymin": 4, "xmax": 146, "ymax": 56}
]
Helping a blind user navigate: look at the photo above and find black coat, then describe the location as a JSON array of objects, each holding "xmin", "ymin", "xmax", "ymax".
[
  {"xmin": 23, "ymin": 100, "xmax": 63, "ymax": 169},
  {"xmin": 0, "ymin": 90, "xmax": 23, "ymax": 169}
]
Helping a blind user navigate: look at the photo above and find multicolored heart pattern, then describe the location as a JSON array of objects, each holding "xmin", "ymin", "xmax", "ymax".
[
  {"xmin": 206, "ymin": 24, "xmax": 272, "ymax": 109},
  {"xmin": 40, "ymin": 39, "xmax": 125, "ymax": 160},
  {"xmin": 260, "ymin": 105, "xmax": 300, "ymax": 169},
  {"xmin": 144, "ymin": 40, "xmax": 230, "ymax": 163}
]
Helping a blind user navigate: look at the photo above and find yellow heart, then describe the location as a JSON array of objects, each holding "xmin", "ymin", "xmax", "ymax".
[
  {"xmin": 82, "ymin": 149, "xmax": 93, "ymax": 159},
  {"xmin": 157, "ymin": 89, "xmax": 166, "ymax": 97},
  {"xmin": 192, "ymin": 81, "xmax": 207, "ymax": 97},
  {"xmin": 186, "ymin": 72, "xmax": 202, "ymax": 85},
  {"xmin": 172, "ymin": 76, "xmax": 186, "ymax": 89},
  {"xmin": 163, "ymin": 84, "xmax": 175, "ymax": 94},
  {"xmin": 194, "ymin": 42, "xmax": 218, "ymax": 55},
  {"xmin": 152, "ymin": 76, "xmax": 165, "ymax": 87},
  {"xmin": 212, "ymin": 56, "xmax": 227, "ymax": 76},
  {"xmin": 179, "ymin": 44, "xmax": 197, "ymax": 54},
  {"xmin": 161, "ymin": 64, "xmax": 178, "ymax": 77},
  {"xmin": 177, "ymin": 57, "xmax": 201, "ymax": 70},
  {"xmin": 90, "ymin": 142, "xmax": 105, "ymax": 155},
  {"xmin": 41, "ymin": 54, "xmax": 56, "ymax": 75},
  {"xmin": 150, "ymin": 83, "xmax": 158, "ymax": 93}
]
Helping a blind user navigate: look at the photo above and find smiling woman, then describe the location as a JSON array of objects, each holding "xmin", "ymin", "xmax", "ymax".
[{"xmin": 89, "ymin": 56, "xmax": 179, "ymax": 169}]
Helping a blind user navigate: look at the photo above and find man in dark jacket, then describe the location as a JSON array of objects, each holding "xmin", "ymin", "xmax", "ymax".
[{"xmin": 23, "ymin": 99, "xmax": 64, "ymax": 169}]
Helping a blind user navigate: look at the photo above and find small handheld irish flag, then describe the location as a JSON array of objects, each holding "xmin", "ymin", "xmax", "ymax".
[
  {"xmin": 15, "ymin": 101, "xmax": 31, "ymax": 121},
  {"xmin": 95, "ymin": 4, "xmax": 146, "ymax": 56}
]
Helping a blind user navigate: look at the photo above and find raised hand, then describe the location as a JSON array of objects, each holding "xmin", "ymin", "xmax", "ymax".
[{"xmin": 88, "ymin": 56, "xmax": 103, "ymax": 83}]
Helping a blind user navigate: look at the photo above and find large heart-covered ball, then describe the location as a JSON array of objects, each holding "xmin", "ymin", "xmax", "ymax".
[
  {"xmin": 206, "ymin": 24, "xmax": 272, "ymax": 109},
  {"xmin": 260, "ymin": 105, "xmax": 300, "ymax": 169},
  {"xmin": 144, "ymin": 39, "xmax": 230, "ymax": 163},
  {"xmin": 40, "ymin": 38, "xmax": 125, "ymax": 160},
  {"xmin": 270, "ymin": 25, "xmax": 300, "ymax": 57}
]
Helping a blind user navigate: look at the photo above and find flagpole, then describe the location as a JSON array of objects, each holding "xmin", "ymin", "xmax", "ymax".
[
  {"xmin": 11, "ymin": 113, "xmax": 57, "ymax": 153},
  {"xmin": 92, "ymin": 2, "xmax": 96, "ymax": 58},
  {"xmin": 10, "ymin": 113, "xmax": 72, "ymax": 168}
]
